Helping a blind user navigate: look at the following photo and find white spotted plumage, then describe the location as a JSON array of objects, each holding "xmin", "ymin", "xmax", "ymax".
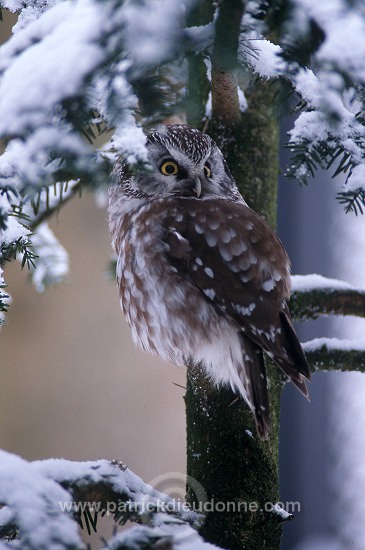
[{"xmin": 109, "ymin": 124, "xmax": 311, "ymax": 440}]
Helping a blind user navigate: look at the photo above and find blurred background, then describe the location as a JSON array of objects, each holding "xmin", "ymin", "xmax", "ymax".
[
  {"xmin": 1, "ymin": 11, "xmax": 187, "ymax": 481},
  {"xmin": 2, "ymin": 9, "xmax": 365, "ymax": 550}
]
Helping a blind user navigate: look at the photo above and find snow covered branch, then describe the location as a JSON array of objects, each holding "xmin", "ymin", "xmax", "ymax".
[
  {"xmin": 235, "ymin": 1, "xmax": 365, "ymax": 211},
  {"xmin": 0, "ymin": 181, "xmax": 77, "ymax": 317},
  {"xmin": 282, "ymin": 0, "xmax": 365, "ymax": 209},
  {"xmin": 0, "ymin": 450, "xmax": 213, "ymax": 550},
  {"xmin": 303, "ymin": 338, "xmax": 365, "ymax": 374},
  {"xmin": 1, "ymin": 0, "xmax": 365, "ymax": 323},
  {"xmin": 289, "ymin": 276, "xmax": 365, "ymax": 373},
  {"xmin": 289, "ymin": 274, "xmax": 365, "ymax": 321}
]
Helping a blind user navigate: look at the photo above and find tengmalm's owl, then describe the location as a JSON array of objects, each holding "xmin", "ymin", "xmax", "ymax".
[{"xmin": 108, "ymin": 125, "xmax": 310, "ymax": 440}]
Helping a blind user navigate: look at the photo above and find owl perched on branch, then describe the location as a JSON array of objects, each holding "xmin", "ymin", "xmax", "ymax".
[{"xmin": 108, "ymin": 124, "xmax": 310, "ymax": 440}]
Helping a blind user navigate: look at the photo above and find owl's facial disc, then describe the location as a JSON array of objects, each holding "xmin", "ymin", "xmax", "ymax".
[{"xmin": 135, "ymin": 125, "xmax": 241, "ymax": 201}]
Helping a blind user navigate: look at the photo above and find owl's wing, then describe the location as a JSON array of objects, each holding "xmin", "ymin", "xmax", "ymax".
[{"xmin": 163, "ymin": 198, "xmax": 310, "ymax": 427}]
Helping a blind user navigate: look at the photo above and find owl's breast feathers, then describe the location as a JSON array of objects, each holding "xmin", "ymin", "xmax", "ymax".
[{"xmin": 112, "ymin": 195, "xmax": 310, "ymax": 439}]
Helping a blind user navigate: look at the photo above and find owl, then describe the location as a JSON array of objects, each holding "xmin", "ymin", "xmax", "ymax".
[{"xmin": 108, "ymin": 124, "xmax": 310, "ymax": 440}]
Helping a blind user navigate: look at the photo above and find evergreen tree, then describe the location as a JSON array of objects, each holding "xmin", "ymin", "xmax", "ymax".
[{"xmin": 1, "ymin": 1, "xmax": 365, "ymax": 548}]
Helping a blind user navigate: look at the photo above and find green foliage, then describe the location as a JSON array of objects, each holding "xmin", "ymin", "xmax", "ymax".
[
  {"xmin": 0, "ymin": 284, "xmax": 10, "ymax": 315},
  {"xmin": 337, "ymin": 188, "xmax": 365, "ymax": 215},
  {"xmin": 286, "ymin": 139, "xmax": 351, "ymax": 184},
  {"xmin": 1, "ymin": 234, "xmax": 37, "ymax": 269}
]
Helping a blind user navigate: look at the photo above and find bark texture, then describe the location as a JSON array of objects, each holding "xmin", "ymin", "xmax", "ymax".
[{"xmin": 185, "ymin": 2, "xmax": 283, "ymax": 548}]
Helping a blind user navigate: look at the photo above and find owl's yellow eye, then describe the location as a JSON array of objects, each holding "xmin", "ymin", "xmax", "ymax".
[
  {"xmin": 204, "ymin": 164, "xmax": 211, "ymax": 178},
  {"xmin": 160, "ymin": 161, "xmax": 179, "ymax": 176}
]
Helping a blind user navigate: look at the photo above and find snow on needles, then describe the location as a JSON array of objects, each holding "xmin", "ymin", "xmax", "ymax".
[
  {"xmin": 30, "ymin": 223, "xmax": 69, "ymax": 293},
  {"xmin": 0, "ymin": 450, "xmax": 212, "ymax": 550},
  {"xmin": 0, "ymin": 450, "xmax": 83, "ymax": 550},
  {"xmin": 121, "ymin": 0, "xmax": 186, "ymax": 69},
  {"xmin": 295, "ymin": 0, "xmax": 365, "ymax": 84},
  {"xmin": 0, "ymin": 0, "xmax": 150, "ymax": 181},
  {"xmin": 291, "ymin": 274, "xmax": 356, "ymax": 293},
  {"xmin": 238, "ymin": 0, "xmax": 365, "ymax": 193},
  {"xmin": 0, "ymin": 0, "xmax": 154, "ymax": 320},
  {"xmin": 287, "ymin": 0, "xmax": 365, "ymax": 189},
  {"xmin": 0, "ymin": 1, "xmax": 104, "ymax": 136},
  {"xmin": 242, "ymin": 38, "xmax": 285, "ymax": 80},
  {"xmin": 1, "ymin": 0, "xmax": 364, "ymax": 320},
  {"xmin": 303, "ymin": 337, "xmax": 365, "ymax": 354},
  {"xmin": 105, "ymin": 524, "xmax": 220, "ymax": 550}
]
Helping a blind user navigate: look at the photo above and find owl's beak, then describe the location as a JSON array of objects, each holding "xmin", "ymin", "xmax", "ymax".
[{"xmin": 194, "ymin": 177, "xmax": 202, "ymax": 198}]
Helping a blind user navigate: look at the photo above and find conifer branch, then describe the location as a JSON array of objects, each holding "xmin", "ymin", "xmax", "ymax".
[
  {"xmin": 29, "ymin": 180, "xmax": 83, "ymax": 232},
  {"xmin": 0, "ymin": 454, "xmax": 208, "ymax": 549},
  {"xmin": 303, "ymin": 340, "xmax": 365, "ymax": 374},
  {"xmin": 290, "ymin": 287, "xmax": 365, "ymax": 321},
  {"xmin": 337, "ymin": 188, "xmax": 365, "ymax": 215}
]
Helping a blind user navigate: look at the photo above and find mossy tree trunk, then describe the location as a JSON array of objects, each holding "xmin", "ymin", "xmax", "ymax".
[{"xmin": 185, "ymin": 1, "xmax": 285, "ymax": 548}]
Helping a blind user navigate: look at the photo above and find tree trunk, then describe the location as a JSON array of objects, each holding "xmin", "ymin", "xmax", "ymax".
[{"xmin": 185, "ymin": 2, "xmax": 284, "ymax": 548}]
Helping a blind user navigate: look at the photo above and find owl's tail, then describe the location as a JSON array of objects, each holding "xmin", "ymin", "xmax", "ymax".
[
  {"xmin": 239, "ymin": 335, "xmax": 271, "ymax": 441},
  {"xmin": 239, "ymin": 310, "xmax": 311, "ymax": 440},
  {"xmin": 274, "ymin": 310, "xmax": 311, "ymax": 399}
]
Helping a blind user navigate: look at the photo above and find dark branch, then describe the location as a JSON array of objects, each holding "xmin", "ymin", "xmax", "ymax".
[
  {"xmin": 59, "ymin": 459, "xmax": 198, "ymax": 529},
  {"xmin": 211, "ymin": 0, "xmax": 244, "ymax": 127},
  {"xmin": 186, "ymin": 1, "xmax": 214, "ymax": 127},
  {"xmin": 304, "ymin": 341, "xmax": 365, "ymax": 373},
  {"xmin": 290, "ymin": 288, "xmax": 365, "ymax": 321}
]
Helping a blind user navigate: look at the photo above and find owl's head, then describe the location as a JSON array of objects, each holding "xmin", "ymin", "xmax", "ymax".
[{"xmin": 115, "ymin": 125, "xmax": 243, "ymax": 203}]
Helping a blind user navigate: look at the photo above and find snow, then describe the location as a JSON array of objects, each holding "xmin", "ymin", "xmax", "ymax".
[
  {"xmin": 344, "ymin": 163, "xmax": 365, "ymax": 193},
  {"xmin": 237, "ymin": 26, "xmax": 365, "ymax": 192},
  {"xmin": 109, "ymin": 117, "xmax": 149, "ymax": 166},
  {"xmin": 0, "ymin": 180, "xmax": 77, "ymax": 319},
  {"xmin": 283, "ymin": 0, "xmax": 365, "ymax": 189},
  {"xmin": 302, "ymin": 337, "xmax": 365, "ymax": 353},
  {"xmin": 0, "ymin": 192, "xmax": 32, "ymax": 324},
  {"xmin": 9, "ymin": 1, "xmax": 62, "ymax": 32},
  {"xmin": 121, "ymin": 0, "xmax": 186, "ymax": 69},
  {"xmin": 238, "ymin": 88, "xmax": 247, "ymax": 112},
  {"xmin": 295, "ymin": 0, "xmax": 365, "ymax": 83},
  {"xmin": 32, "ymin": 457, "xmax": 201, "ymax": 526},
  {"xmin": 0, "ymin": 0, "xmax": 149, "ymax": 194},
  {"xmin": 288, "ymin": 65, "xmax": 365, "ymax": 173},
  {"xmin": 0, "ymin": 0, "xmax": 154, "ymax": 322},
  {"xmin": 104, "ymin": 521, "xmax": 221, "ymax": 549},
  {"xmin": 0, "ymin": 450, "xmax": 84, "ymax": 549},
  {"xmin": 30, "ymin": 223, "xmax": 69, "ymax": 293},
  {"xmin": 271, "ymin": 503, "xmax": 292, "ymax": 521},
  {"xmin": 0, "ymin": 129, "xmax": 90, "ymax": 188},
  {"xmin": 0, "ymin": 187, "xmax": 31, "ymax": 247},
  {"xmin": 328, "ymin": 191, "xmax": 365, "ymax": 549},
  {"xmin": 237, "ymin": 0, "xmax": 365, "ymax": 192},
  {"xmin": 289, "ymin": 111, "xmax": 329, "ymax": 145},
  {"xmin": 26, "ymin": 180, "xmax": 79, "ymax": 215},
  {"xmin": 185, "ymin": 22, "xmax": 214, "ymax": 56},
  {"xmin": 0, "ymin": 1, "xmax": 104, "ymax": 136},
  {"xmin": 0, "ymin": 266, "xmax": 11, "ymax": 326},
  {"xmin": 291, "ymin": 274, "xmax": 356, "ymax": 293},
  {"xmin": 0, "ymin": 214, "xmax": 30, "ymax": 247},
  {"xmin": 0, "ymin": 451, "xmax": 208, "ymax": 549},
  {"xmin": 244, "ymin": 38, "xmax": 285, "ymax": 80}
]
